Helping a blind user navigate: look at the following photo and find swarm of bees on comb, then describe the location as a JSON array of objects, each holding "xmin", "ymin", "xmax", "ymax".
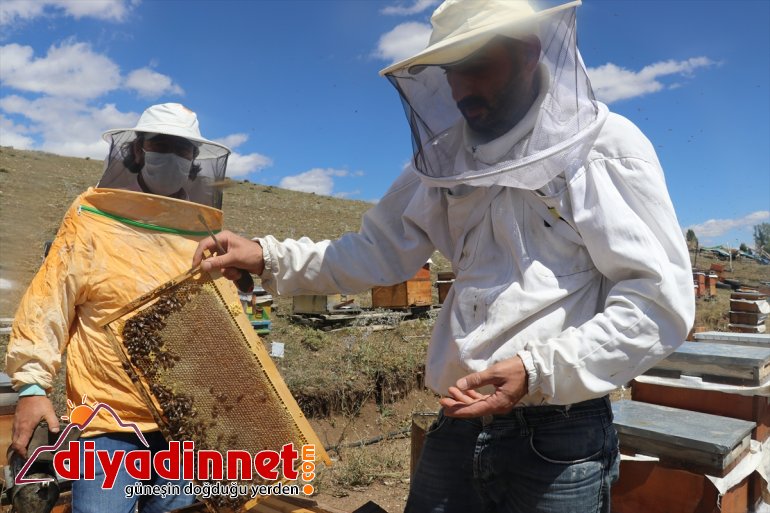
[
  {"xmin": 120, "ymin": 282, "xmax": 248, "ymax": 511},
  {"xmin": 105, "ymin": 270, "xmax": 330, "ymax": 513}
]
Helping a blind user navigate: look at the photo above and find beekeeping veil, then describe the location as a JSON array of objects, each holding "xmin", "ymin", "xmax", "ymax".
[
  {"xmin": 380, "ymin": 0, "xmax": 607, "ymax": 190},
  {"xmin": 98, "ymin": 103, "xmax": 231, "ymax": 208}
]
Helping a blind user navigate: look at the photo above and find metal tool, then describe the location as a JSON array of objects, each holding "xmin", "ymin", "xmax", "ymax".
[
  {"xmin": 4, "ymin": 422, "xmax": 79, "ymax": 513},
  {"xmin": 197, "ymin": 214, "xmax": 254, "ymax": 293}
]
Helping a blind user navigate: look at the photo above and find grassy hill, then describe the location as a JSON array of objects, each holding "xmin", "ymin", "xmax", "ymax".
[{"xmin": 0, "ymin": 146, "xmax": 392, "ymax": 318}]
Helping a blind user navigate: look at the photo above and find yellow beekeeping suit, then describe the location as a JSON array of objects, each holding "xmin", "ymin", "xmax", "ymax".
[{"xmin": 6, "ymin": 187, "xmax": 224, "ymax": 436}]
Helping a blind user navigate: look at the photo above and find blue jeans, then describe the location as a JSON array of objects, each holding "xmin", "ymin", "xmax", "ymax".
[
  {"xmin": 71, "ymin": 431, "xmax": 196, "ymax": 513},
  {"xmin": 405, "ymin": 396, "xmax": 620, "ymax": 513}
]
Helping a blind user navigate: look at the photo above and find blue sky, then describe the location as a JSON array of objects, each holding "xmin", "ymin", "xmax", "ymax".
[{"xmin": 1, "ymin": 0, "xmax": 768, "ymax": 248}]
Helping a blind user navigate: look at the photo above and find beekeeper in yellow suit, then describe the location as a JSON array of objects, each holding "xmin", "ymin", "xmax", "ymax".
[{"xmin": 6, "ymin": 103, "xmax": 231, "ymax": 513}]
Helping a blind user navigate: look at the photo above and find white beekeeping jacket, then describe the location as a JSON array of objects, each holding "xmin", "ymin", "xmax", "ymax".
[
  {"xmin": 257, "ymin": 0, "xmax": 694, "ymax": 405},
  {"xmin": 256, "ymin": 111, "xmax": 695, "ymax": 406}
]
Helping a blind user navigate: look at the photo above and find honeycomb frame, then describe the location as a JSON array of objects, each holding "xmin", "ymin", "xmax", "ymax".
[{"xmin": 100, "ymin": 266, "xmax": 330, "ymax": 512}]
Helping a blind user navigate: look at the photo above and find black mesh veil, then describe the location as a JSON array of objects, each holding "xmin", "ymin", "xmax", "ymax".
[
  {"xmin": 384, "ymin": 4, "xmax": 607, "ymax": 190},
  {"xmin": 97, "ymin": 130, "xmax": 230, "ymax": 209}
]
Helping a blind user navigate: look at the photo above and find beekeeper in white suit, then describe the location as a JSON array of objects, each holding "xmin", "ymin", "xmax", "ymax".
[{"xmin": 194, "ymin": 1, "xmax": 694, "ymax": 511}]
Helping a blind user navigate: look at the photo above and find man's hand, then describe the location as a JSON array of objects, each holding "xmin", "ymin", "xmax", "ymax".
[
  {"xmin": 192, "ymin": 230, "xmax": 265, "ymax": 278},
  {"xmin": 439, "ymin": 356, "xmax": 528, "ymax": 418},
  {"xmin": 12, "ymin": 396, "xmax": 59, "ymax": 458}
]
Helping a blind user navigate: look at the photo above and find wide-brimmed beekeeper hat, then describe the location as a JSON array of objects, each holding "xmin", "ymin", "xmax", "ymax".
[
  {"xmin": 380, "ymin": 0, "xmax": 580, "ymax": 75},
  {"xmin": 98, "ymin": 103, "xmax": 231, "ymax": 208},
  {"xmin": 102, "ymin": 103, "xmax": 230, "ymax": 159}
]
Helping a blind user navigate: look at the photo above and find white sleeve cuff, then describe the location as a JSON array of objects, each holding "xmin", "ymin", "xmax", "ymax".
[
  {"xmin": 516, "ymin": 350, "xmax": 540, "ymax": 395},
  {"xmin": 252, "ymin": 236, "xmax": 278, "ymax": 295},
  {"xmin": 251, "ymin": 237, "xmax": 271, "ymax": 275}
]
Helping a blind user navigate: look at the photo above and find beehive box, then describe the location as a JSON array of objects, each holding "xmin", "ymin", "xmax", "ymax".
[
  {"xmin": 611, "ymin": 460, "xmax": 754, "ymax": 513},
  {"xmin": 611, "ymin": 400, "xmax": 761, "ymax": 513},
  {"xmin": 730, "ymin": 299, "xmax": 770, "ymax": 314},
  {"xmin": 292, "ymin": 294, "xmax": 345, "ymax": 315},
  {"xmin": 729, "ymin": 311, "xmax": 768, "ymax": 326},
  {"xmin": 612, "ymin": 400, "xmax": 755, "ymax": 476},
  {"xmin": 694, "ymin": 331, "xmax": 770, "ymax": 348},
  {"xmin": 435, "ymin": 272, "xmax": 455, "ymax": 305},
  {"xmin": 100, "ymin": 267, "xmax": 330, "ymax": 513},
  {"xmin": 646, "ymin": 342, "xmax": 770, "ymax": 386},
  {"xmin": 371, "ymin": 266, "xmax": 432, "ymax": 309},
  {"xmin": 632, "ymin": 379, "xmax": 770, "ymax": 442}
]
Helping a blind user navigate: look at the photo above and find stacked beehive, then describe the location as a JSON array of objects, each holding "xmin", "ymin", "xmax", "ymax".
[
  {"xmin": 730, "ymin": 290, "xmax": 769, "ymax": 334},
  {"xmin": 692, "ymin": 270, "xmax": 720, "ymax": 300},
  {"xmin": 614, "ymin": 333, "xmax": 770, "ymax": 513}
]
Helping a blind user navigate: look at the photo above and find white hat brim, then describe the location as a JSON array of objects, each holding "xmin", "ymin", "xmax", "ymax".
[
  {"xmin": 102, "ymin": 127, "xmax": 230, "ymax": 159},
  {"xmin": 379, "ymin": 0, "xmax": 580, "ymax": 76}
]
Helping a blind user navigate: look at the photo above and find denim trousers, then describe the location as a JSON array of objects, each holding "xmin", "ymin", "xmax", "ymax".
[
  {"xmin": 405, "ymin": 396, "xmax": 620, "ymax": 513},
  {"xmin": 71, "ymin": 431, "xmax": 196, "ymax": 513}
]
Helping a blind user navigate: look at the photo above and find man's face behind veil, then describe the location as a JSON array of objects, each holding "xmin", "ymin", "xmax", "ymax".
[{"xmin": 444, "ymin": 37, "xmax": 541, "ymax": 140}]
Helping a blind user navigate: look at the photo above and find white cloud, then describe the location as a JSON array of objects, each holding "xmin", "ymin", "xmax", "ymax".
[
  {"xmin": 279, "ymin": 168, "xmax": 353, "ymax": 196},
  {"xmin": 210, "ymin": 133, "xmax": 273, "ymax": 178},
  {"xmin": 0, "ymin": 40, "xmax": 187, "ymax": 158},
  {"xmin": 0, "ymin": 95, "xmax": 138, "ymax": 158},
  {"xmin": 0, "ymin": 114, "xmax": 35, "ymax": 149},
  {"xmin": 374, "ymin": 22, "xmax": 431, "ymax": 64},
  {"xmin": 214, "ymin": 133, "xmax": 249, "ymax": 149},
  {"xmin": 0, "ymin": 0, "xmax": 137, "ymax": 26},
  {"xmin": 54, "ymin": 0, "xmax": 138, "ymax": 21},
  {"xmin": 227, "ymin": 152, "xmax": 273, "ymax": 178},
  {"xmin": 587, "ymin": 57, "xmax": 717, "ymax": 104},
  {"xmin": 687, "ymin": 211, "xmax": 770, "ymax": 238},
  {"xmin": 0, "ymin": 41, "xmax": 183, "ymax": 101},
  {"xmin": 0, "ymin": 41, "xmax": 121, "ymax": 99},
  {"xmin": 125, "ymin": 67, "xmax": 184, "ymax": 98},
  {"xmin": 381, "ymin": 0, "xmax": 439, "ymax": 16}
]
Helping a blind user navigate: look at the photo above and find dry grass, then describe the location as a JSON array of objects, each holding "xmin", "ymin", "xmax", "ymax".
[
  {"xmin": 320, "ymin": 439, "xmax": 409, "ymax": 490},
  {"xmin": 268, "ymin": 314, "xmax": 431, "ymax": 417},
  {"xmin": 694, "ymin": 291, "xmax": 732, "ymax": 331}
]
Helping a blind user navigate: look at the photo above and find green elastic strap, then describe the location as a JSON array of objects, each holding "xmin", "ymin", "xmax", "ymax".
[{"xmin": 79, "ymin": 205, "xmax": 219, "ymax": 237}]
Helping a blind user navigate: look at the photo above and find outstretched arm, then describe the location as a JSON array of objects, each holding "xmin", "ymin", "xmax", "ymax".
[{"xmin": 194, "ymin": 170, "xmax": 438, "ymax": 296}]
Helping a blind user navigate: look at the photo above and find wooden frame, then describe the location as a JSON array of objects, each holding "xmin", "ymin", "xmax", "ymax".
[{"xmin": 100, "ymin": 266, "xmax": 331, "ymax": 512}]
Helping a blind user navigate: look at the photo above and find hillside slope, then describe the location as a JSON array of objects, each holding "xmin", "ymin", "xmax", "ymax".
[{"xmin": 0, "ymin": 147, "xmax": 380, "ymax": 317}]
